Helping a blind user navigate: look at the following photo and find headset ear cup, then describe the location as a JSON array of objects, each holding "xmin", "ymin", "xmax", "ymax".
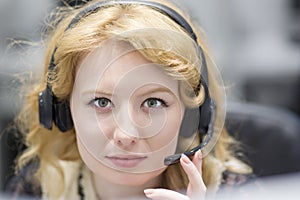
[
  {"xmin": 38, "ymin": 86, "xmax": 53, "ymax": 130},
  {"xmin": 199, "ymin": 96, "xmax": 212, "ymax": 137},
  {"xmin": 53, "ymin": 99, "xmax": 73, "ymax": 132},
  {"xmin": 179, "ymin": 107, "xmax": 200, "ymax": 138},
  {"xmin": 179, "ymin": 97, "xmax": 214, "ymax": 138},
  {"xmin": 38, "ymin": 86, "xmax": 73, "ymax": 132}
]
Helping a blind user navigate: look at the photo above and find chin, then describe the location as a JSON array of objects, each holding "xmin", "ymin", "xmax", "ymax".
[{"xmin": 104, "ymin": 168, "xmax": 166, "ymax": 186}]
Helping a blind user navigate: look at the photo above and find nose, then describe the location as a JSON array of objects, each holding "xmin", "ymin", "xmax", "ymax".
[
  {"xmin": 113, "ymin": 127, "xmax": 138, "ymax": 148},
  {"xmin": 113, "ymin": 104, "xmax": 139, "ymax": 149}
]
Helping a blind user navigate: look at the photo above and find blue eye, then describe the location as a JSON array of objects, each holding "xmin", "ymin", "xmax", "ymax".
[
  {"xmin": 142, "ymin": 98, "xmax": 167, "ymax": 109},
  {"xmin": 92, "ymin": 97, "xmax": 113, "ymax": 111}
]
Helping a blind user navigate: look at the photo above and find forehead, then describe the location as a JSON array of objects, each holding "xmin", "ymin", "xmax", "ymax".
[{"xmin": 74, "ymin": 42, "xmax": 179, "ymax": 95}]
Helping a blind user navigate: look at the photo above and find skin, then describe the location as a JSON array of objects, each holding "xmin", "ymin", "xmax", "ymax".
[{"xmin": 70, "ymin": 42, "xmax": 206, "ymax": 199}]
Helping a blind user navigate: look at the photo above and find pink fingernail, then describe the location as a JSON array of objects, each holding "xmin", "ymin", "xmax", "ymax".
[
  {"xmin": 197, "ymin": 150, "xmax": 202, "ymax": 160},
  {"xmin": 144, "ymin": 189, "xmax": 154, "ymax": 196},
  {"xmin": 181, "ymin": 153, "xmax": 191, "ymax": 164}
]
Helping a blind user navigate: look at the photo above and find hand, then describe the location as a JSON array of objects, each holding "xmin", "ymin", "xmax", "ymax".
[{"xmin": 144, "ymin": 150, "xmax": 206, "ymax": 200}]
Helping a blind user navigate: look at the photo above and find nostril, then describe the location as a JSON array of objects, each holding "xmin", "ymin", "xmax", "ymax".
[
  {"xmin": 115, "ymin": 136, "xmax": 137, "ymax": 147},
  {"xmin": 113, "ymin": 125, "xmax": 139, "ymax": 147},
  {"xmin": 130, "ymin": 139, "xmax": 136, "ymax": 145}
]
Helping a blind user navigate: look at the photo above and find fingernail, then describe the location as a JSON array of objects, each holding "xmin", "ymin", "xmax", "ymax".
[
  {"xmin": 144, "ymin": 189, "xmax": 154, "ymax": 196},
  {"xmin": 197, "ymin": 150, "xmax": 202, "ymax": 160},
  {"xmin": 181, "ymin": 153, "xmax": 191, "ymax": 164}
]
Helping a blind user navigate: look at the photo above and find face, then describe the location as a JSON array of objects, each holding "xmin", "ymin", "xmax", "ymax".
[{"xmin": 70, "ymin": 42, "xmax": 184, "ymax": 185}]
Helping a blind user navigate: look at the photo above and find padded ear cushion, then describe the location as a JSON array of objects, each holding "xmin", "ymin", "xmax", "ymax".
[
  {"xmin": 38, "ymin": 86, "xmax": 73, "ymax": 132},
  {"xmin": 179, "ymin": 107, "xmax": 200, "ymax": 138},
  {"xmin": 53, "ymin": 99, "xmax": 73, "ymax": 132},
  {"xmin": 179, "ymin": 81, "xmax": 213, "ymax": 138},
  {"xmin": 179, "ymin": 97, "xmax": 213, "ymax": 138},
  {"xmin": 38, "ymin": 86, "xmax": 53, "ymax": 130},
  {"xmin": 198, "ymin": 96, "xmax": 212, "ymax": 136}
]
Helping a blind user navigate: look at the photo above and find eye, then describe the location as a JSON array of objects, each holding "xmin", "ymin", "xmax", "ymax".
[
  {"xmin": 142, "ymin": 98, "xmax": 168, "ymax": 109},
  {"xmin": 90, "ymin": 97, "xmax": 113, "ymax": 112}
]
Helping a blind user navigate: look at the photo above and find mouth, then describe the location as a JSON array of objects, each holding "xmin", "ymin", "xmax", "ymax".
[{"xmin": 105, "ymin": 155, "xmax": 147, "ymax": 168}]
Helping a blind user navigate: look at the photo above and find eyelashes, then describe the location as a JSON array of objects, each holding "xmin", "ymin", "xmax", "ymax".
[
  {"xmin": 88, "ymin": 97, "xmax": 169, "ymax": 113},
  {"xmin": 92, "ymin": 97, "xmax": 113, "ymax": 108},
  {"xmin": 141, "ymin": 98, "xmax": 168, "ymax": 108},
  {"xmin": 89, "ymin": 97, "xmax": 113, "ymax": 113}
]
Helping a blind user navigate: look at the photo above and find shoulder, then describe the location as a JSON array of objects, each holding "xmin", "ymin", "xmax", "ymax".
[{"xmin": 5, "ymin": 161, "xmax": 42, "ymax": 199}]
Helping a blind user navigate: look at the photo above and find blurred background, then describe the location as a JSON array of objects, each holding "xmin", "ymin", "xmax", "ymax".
[{"xmin": 0, "ymin": 0, "xmax": 299, "ymax": 195}]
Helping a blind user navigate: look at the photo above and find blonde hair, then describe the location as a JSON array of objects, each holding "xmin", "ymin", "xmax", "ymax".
[{"xmin": 16, "ymin": 0, "xmax": 251, "ymax": 198}]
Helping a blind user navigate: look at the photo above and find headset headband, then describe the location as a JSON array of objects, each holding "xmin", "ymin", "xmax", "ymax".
[{"xmin": 48, "ymin": 0, "xmax": 208, "ymax": 82}]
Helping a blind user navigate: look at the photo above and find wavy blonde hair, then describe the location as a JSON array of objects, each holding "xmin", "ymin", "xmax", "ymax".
[{"xmin": 16, "ymin": 0, "xmax": 251, "ymax": 198}]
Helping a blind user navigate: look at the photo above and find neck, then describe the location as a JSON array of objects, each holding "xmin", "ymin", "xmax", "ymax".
[{"xmin": 92, "ymin": 172, "xmax": 163, "ymax": 200}]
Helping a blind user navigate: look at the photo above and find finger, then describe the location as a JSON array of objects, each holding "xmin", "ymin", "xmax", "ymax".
[
  {"xmin": 192, "ymin": 150, "xmax": 203, "ymax": 175},
  {"xmin": 180, "ymin": 153, "xmax": 203, "ymax": 187},
  {"xmin": 180, "ymin": 153, "xmax": 206, "ymax": 196},
  {"xmin": 144, "ymin": 188, "xmax": 189, "ymax": 200}
]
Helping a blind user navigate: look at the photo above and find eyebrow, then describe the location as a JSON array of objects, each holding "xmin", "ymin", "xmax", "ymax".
[
  {"xmin": 82, "ymin": 89, "xmax": 113, "ymax": 97},
  {"xmin": 82, "ymin": 84, "xmax": 176, "ymax": 97},
  {"xmin": 137, "ymin": 86, "xmax": 175, "ymax": 97},
  {"xmin": 82, "ymin": 86, "xmax": 175, "ymax": 97}
]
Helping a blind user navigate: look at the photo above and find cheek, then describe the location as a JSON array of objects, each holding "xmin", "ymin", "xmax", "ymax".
[
  {"xmin": 70, "ymin": 97, "xmax": 114, "ymax": 153},
  {"xmin": 146, "ymin": 107, "xmax": 183, "ymax": 151}
]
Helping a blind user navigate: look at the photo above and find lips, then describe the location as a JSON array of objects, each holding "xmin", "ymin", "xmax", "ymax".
[{"xmin": 106, "ymin": 155, "xmax": 147, "ymax": 168}]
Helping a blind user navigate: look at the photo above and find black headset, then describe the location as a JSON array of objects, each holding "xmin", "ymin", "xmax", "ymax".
[{"xmin": 38, "ymin": 0, "xmax": 216, "ymax": 165}]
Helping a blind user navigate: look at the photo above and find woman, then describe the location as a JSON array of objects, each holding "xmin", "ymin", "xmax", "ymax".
[{"xmin": 8, "ymin": 0, "xmax": 252, "ymax": 199}]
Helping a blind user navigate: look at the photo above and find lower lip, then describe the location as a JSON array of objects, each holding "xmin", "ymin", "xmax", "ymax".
[{"xmin": 106, "ymin": 157, "xmax": 146, "ymax": 168}]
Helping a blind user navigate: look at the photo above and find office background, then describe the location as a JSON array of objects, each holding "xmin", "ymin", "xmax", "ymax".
[{"xmin": 0, "ymin": 0, "xmax": 299, "ymax": 193}]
